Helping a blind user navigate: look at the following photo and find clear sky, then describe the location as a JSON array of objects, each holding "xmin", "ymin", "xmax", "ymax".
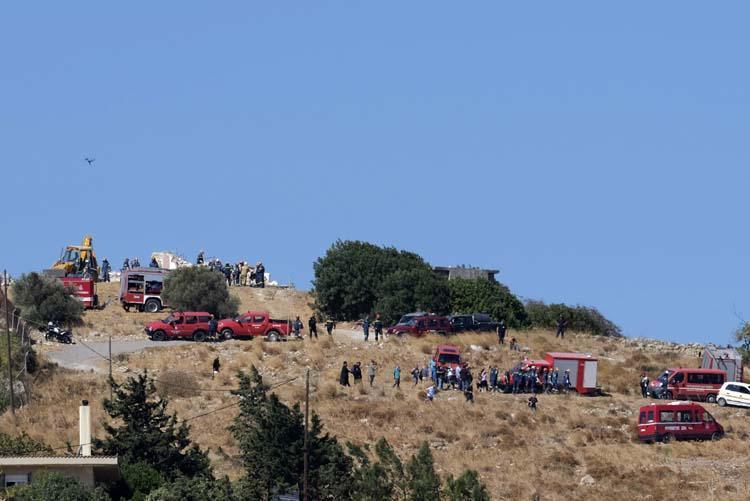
[{"xmin": 2, "ymin": 3, "xmax": 748, "ymax": 344}]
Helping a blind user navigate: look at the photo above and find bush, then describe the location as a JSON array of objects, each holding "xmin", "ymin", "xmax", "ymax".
[
  {"xmin": 448, "ymin": 277, "xmax": 528, "ymax": 328},
  {"xmin": 162, "ymin": 267, "xmax": 239, "ymax": 318},
  {"xmin": 11, "ymin": 272, "xmax": 83, "ymax": 325},
  {"xmin": 0, "ymin": 431, "xmax": 51, "ymax": 455},
  {"xmin": 12, "ymin": 472, "xmax": 109, "ymax": 501},
  {"xmin": 312, "ymin": 240, "xmax": 449, "ymax": 323},
  {"xmin": 525, "ymin": 300, "xmax": 621, "ymax": 337}
]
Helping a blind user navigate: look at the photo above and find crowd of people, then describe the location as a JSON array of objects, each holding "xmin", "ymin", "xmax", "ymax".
[{"xmin": 196, "ymin": 251, "xmax": 266, "ymax": 288}]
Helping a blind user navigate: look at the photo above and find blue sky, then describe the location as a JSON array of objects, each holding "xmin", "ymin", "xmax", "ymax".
[{"xmin": 2, "ymin": 3, "xmax": 748, "ymax": 344}]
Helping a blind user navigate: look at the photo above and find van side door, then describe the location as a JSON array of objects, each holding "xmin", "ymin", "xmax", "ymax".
[{"xmin": 670, "ymin": 372, "xmax": 685, "ymax": 398}]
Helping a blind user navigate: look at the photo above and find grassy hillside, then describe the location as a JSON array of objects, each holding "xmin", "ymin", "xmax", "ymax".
[{"xmin": 3, "ymin": 287, "xmax": 750, "ymax": 499}]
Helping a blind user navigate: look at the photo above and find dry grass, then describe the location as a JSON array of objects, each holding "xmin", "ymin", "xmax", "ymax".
[{"xmin": 6, "ymin": 298, "xmax": 750, "ymax": 499}]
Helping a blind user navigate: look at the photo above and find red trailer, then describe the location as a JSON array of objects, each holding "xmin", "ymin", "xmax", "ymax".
[
  {"xmin": 119, "ymin": 268, "xmax": 170, "ymax": 313},
  {"xmin": 60, "ymin": 276, "xmax": 98, "ymax": 309},
  {"xmin": 544, "ymin": 352, "xmax": 599, "ymax": 394}
]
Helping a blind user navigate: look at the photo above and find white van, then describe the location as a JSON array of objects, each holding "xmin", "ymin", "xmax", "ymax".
[{"xmin": 717, "ymin": 382, "xmax": 750, "ymax": 408}]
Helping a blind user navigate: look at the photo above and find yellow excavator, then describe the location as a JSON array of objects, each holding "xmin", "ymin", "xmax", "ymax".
[{"xmin": 47, "ymin": 235, "xmax": 100, "ymax": 280}]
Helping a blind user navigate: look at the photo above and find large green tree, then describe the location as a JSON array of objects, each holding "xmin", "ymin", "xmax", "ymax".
[
  {"xmin": 11, "ymin": 272, "xmax": 83, "ymax": 325},
  {"xmin": 444, "ymin": 469, "xmax": 490, "ymax": 501},
  {"xmin": 312, "ymin": 240, "xmax": 449, "ymax": 323},
  {"xmin": 162, "ymin": 266, "xmax": 239, "ymax": 318},
  {"xmin": 406, "ymin": 442, "xmax": 442, "ymax": 501},
  {"xmin": 448, "ymin": 277, "xmax": 528, "ymax": 328},
  {"xmin": 94, "ymin": 372, "xmax": 211, "ymax": 482},
  {"xmin": 230, "ymin": 366, "xmax": 353, "ymax": 500}
]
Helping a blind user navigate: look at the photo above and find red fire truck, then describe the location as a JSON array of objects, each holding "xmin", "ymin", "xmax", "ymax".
[
  {"xmin": 119, "ymin": 268, "xmax": 169, "ymax": 313},
  {"xmin": 60, "ymin": 276, "xmax": 99, "ymax": 309}
]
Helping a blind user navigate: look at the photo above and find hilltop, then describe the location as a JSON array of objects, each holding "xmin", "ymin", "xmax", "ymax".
[{"xmin": 4, "ymin": 285, "xmax": 750, "ymax": 500}]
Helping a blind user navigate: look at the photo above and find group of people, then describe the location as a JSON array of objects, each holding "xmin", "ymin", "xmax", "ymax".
[
  {"xmin": 291, "ymin": 316, "xmax": 336, "ymax": 338},
  {"xmin": 195, "ymin": 251, "xmax": 266, "ymax": 289},
  {"xmin": 339, "ymin": 360, "xmax": 378, "ymax": 387},
  {"xmin": 361, "ymin": 315, "xmax": 385, "ymax": 341}
]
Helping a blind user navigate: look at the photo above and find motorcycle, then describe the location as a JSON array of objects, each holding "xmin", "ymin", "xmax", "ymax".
[{"xmin": 44, "ymin": 322, "xmax": 73, "ymax": 344}]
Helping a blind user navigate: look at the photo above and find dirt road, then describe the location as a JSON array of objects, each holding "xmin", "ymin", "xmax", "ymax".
[{"xmin": 44, "ymin": 339, "xmax": 194, "ymax": 372}]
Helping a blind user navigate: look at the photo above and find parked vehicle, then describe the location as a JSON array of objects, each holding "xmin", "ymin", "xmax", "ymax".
[
  {"xmin": 60, "ymin": 276, "xmax": 99, "ymax": 309},
  {"xmin": 544, "ymin": 352, "xmax": 599, "ymax": 395},
  {"xmin": 387, "ymin": 314, "xmax": 451, "ymax": 337},
  {"xmin": 216, "ymin": 311, "xmax": 291, "ymax": 341},
  {"xmin": 701, "ymin": 347, "xmax": 744, "ymax": 382},
  {"xmin": 449, "ymin": 313, "xmax": 498, "ymax": 333},
  {"xmin": 120, "ymin": 268, "xmax": 169, "ymax": 313},
  {"xmin": 717, "ymin": 382, "xmax": 750, "ymax": 408},
  {"xmin": 648, "ymin": 368, "xmax": 726, "ymax": 403},
  {"xmin": 433, "ymin": 344, "xmax": 462, "ymax": 369},
  {"xmin": 44, "ymin": 321, "xmax": 73, "ymax": 344},
  {"xmin": 637, "ymin": 402, "xmax": 724, "ymax": 443},
  {"xmin": 145, "ymin": 312, "xmax": 213, "ymax": 341}
]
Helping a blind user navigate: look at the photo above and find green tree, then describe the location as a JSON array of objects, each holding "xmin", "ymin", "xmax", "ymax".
[
  {"xmin": 94, "ymin": 372, "xmax": 211, "ymax": 482},
  {"xmin": 733, "ymin": 321, "xmax": 750, "ymax": 362},
  {"xmin": 162, "ymin": 266, "xmax": 239, "ymax": 318},
  {"xmin": 406, "ymin": 442, "xmax": 441, "ymax": 501},
  {"xmin": 448, "ymin": 277, "xmax": 528, "ymax": 328},
  {"xmin": 145, "ymin": 475, "xmax": 236, "ymax": 501},
  {"xmin": 12, "ymin": 472, "xmax": 109, "ymax": 501},
  {"xmin": 0, "ymin": 431, "xmax": 51, "ymax": 455},
  {"xmin": 525, "ymin": 300, "xmax": 621, "ymax": 337},
  {"xmin": 374, "ymin": 268, "xmax": 451, "ymax": 324},
  {"xmin": 119, "ymin": 461, "xmax": 166, "ymax": 500},
  {"xmin": 230, "ymin": 366, "xmax": 353, "ymax": 500},
  {"xmin": 348, "ymin": 437, "xmax": 404, "ymax": 500},
  {"xmin": 11, "ymin": 272, "xmax": 83, "ymax": 325},
  {"xmin": 312, "ymin": 240, "xmax": 448, "ymax": 322},
  {"xmin": 444, "ymin": 469, "xmax": 490, "ymax": 501}
]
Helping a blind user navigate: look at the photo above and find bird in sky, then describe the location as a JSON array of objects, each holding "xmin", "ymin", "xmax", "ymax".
[{"xmin": 84, "ymin": 157, "xmax": 95, "ymax": 165}]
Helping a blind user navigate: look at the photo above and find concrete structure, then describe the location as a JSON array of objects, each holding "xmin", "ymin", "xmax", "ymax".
[
  {"xmin": 433, "ymin": 266, "xmax": 499, "ymax": 283},
  {"xmin": 702, "ymin": 346, "xmax": 744, "ymax": 382},
  {"xmin": 0, "ymin": 401, "xmax": 119, "ymax": 489}
]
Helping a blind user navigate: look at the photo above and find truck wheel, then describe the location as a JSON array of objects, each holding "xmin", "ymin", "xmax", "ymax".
[
  {"xmin": 662, "ymin": 433, "xmax": 675, "ymax": 444},
  {"xmin": 152, "ymin": 330, "xmax": 166, "ymax": 341},
  {"xmin": 193, "ymin": 331, "xmax": 207, "ymax": 342},
  {"xmin": 267, "ymin": 331, "xmax": 280, "ymax": 342},
  {"xmin": 706, "ymin": 394, "xmax": 717, "ymax": 404},
  {"xmin": 221, "ymin": 329, "xmax": 233, "ymax": 341},
  {"xmin": 662, "ymin": 391, "xmax": 673, "ymax": 400},
  {"xmin": 718, "ymin": 397, "xmax": 727, "ymax": 407},
  {"xmin": 711, "ymin": 432, "xmax": 723, "ymax": 441},
  {"xmin": 123, "ymin": 304, "xmax": 130, "ymax": 312},
  {"xmin": 144, "ymin": 299, "xmax": 161, "ymax": 313}
]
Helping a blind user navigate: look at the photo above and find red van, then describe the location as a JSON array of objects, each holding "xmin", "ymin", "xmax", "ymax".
[
  {"xmin": 145, "ymin": 311, "xmax": 213, "ymax": 341},
  {"xmin": 433, "ymin": 344, "xmax": 462, "ymax": 369},
  {"xmin": 637, "ymin": 402, "xmax": 723, "ymax": 443},
  {"xmin": 648, "ymin": 368, "xmax": 726, "ymax": 403},
  {"xmin": 387, "ymin": 315, "xmax": 451, "ymax": 337}
]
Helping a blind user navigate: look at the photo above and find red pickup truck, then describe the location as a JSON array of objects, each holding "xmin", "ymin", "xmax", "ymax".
[
  {"xmin": 145, "ymin": 311, "xmax": 213, "ymax": 342},
  {"xmin": 216, "ymin": 311, "xmax": 290, "ymax": 341}
]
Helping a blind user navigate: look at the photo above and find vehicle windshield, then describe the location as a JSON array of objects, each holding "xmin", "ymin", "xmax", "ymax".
[
  {"xmin": 397, "ymin": 316, "xmax": 417, "ymax": 326},
  {"xmin": 657, "ymin": 371, "xmax": 671, "ymax": 384},
  {"xmin": 163, "ymin": 314, "xmax": 175, "ymax": 323},
  {"xmin": 438, "ymin": 354, "xmax": 461, "ymax": 364}
]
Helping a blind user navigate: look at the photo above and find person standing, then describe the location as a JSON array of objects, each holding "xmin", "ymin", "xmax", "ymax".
[
  {"xmin": 362, "ymin": 316, "xmax": 370, "ymax": 341},
  {"xmin": 497, "ymin": 319, "xmax": 507, "ymax": 345},
  {"xmin": 563, "ymin": 370, "xmax": 571, "ymax": 392},
  {"xmin": 489, "ymin": 366, "xmax": 498, "ymax": 392},
  {"xmin": 240, "ymin": 262, "xmax": 249, "ymax": 287},
  {"xmin": 368, "ymin": 360, "xmax": 377, "ymax": 386},
  {"xmin": 556, "ymin": 315, "xmax": 568, "ymax": 339},
  {"xmin": 352, "ymin": 362, "xmax": 363, "ymax": 385},
  {"xmin": 196, "ymin": 251, "xmax": 205, "ymax": 266},
  {"xmin": 255, "ymin": 262, "xmax": 265, "ymax": 288},
  {"xmin": 122, "ymin": 258, "xmax": 129, "ymax": 271},
  {"xmin": 411, "ymin": 366, "xmax": 420, "ymax": 386},
  {"xmin": 150, "ymin": 257, "xmax": 159, "ymax": 268},
  {"xmin": 293, "ymin": 316, "xmax": 303, "ymax": 338},
  {"xmin": 464, "ymin": 383, "xmax": 474, "ymax": 403},
  {"xmin": 100, "ymin": 258, "xmax": 111, "ymax": 282},
  {"xmin": 208, "ymin": 316, "xmax": 218, "ymax": 339},
  {"xmin": 393, "ymin": 365, "xmax": 401, "ymax": 388},
  {"xmin": 640, "ymin": 373, "xmax": 650, "ymax": 398},
  {"xmin": 212, "ymin": 357, "xmax": 221, "ymax": 379},
  {"xmin": 308, "ymin": 315, "xmax": 318, "ymax": 339},
  {"xmin": 426, "ymin": 384, "xmax": 436, "ymax": 402},
  {"xmin": 373, "ymin": 314, "xmax": 383, "ymax": 341},
  {"xmin": 325, "ymin": 318, "xmax": 335, "ymax": 336},
  {"xmin": 339, "ymin": 362, "xmax": 351, "ymax": 387}
]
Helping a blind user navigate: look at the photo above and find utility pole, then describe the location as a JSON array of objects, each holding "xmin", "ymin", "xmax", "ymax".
[
  {"xmin": 108, "ymin": 332, "xmax": 113, "ymax": 401},
  {"xmin": 4, "ymin": 270, "xmax": 15, "ymax": 416},
  {"xmin": 303, "ymin": 368, "xmax": 310, "ymax": 501}
]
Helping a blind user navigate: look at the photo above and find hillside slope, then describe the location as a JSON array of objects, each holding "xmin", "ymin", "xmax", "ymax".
[{"xmin": 4, "ymin": 289, "xmax": 750, "ymax": 499}]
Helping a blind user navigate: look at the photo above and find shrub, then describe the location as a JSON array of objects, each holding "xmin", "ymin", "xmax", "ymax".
[
  {"xmin": 448, "ymin": 277, "xmax": 528, "ymax": 328},
  {"xmin": 525, "ymin": 300, "xmax": 621, "ymax": 337},
  {"xmin": 11, "ymin": 272, "xmax": 83, "ymax": 325},
  {"xmin": 312, "ymin": 240, "xmax": 449, "ymax": 323},
  {"xmin": 0, "ymin": 431, "xmax": 51, "ymax": 455},
  {"xmin": 12, "ymin": 472, "xmax": 109, "ymax": 501},
  {"xmin": 162, "ymin": 267, "xmax": 239, "ymax": 318}
]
